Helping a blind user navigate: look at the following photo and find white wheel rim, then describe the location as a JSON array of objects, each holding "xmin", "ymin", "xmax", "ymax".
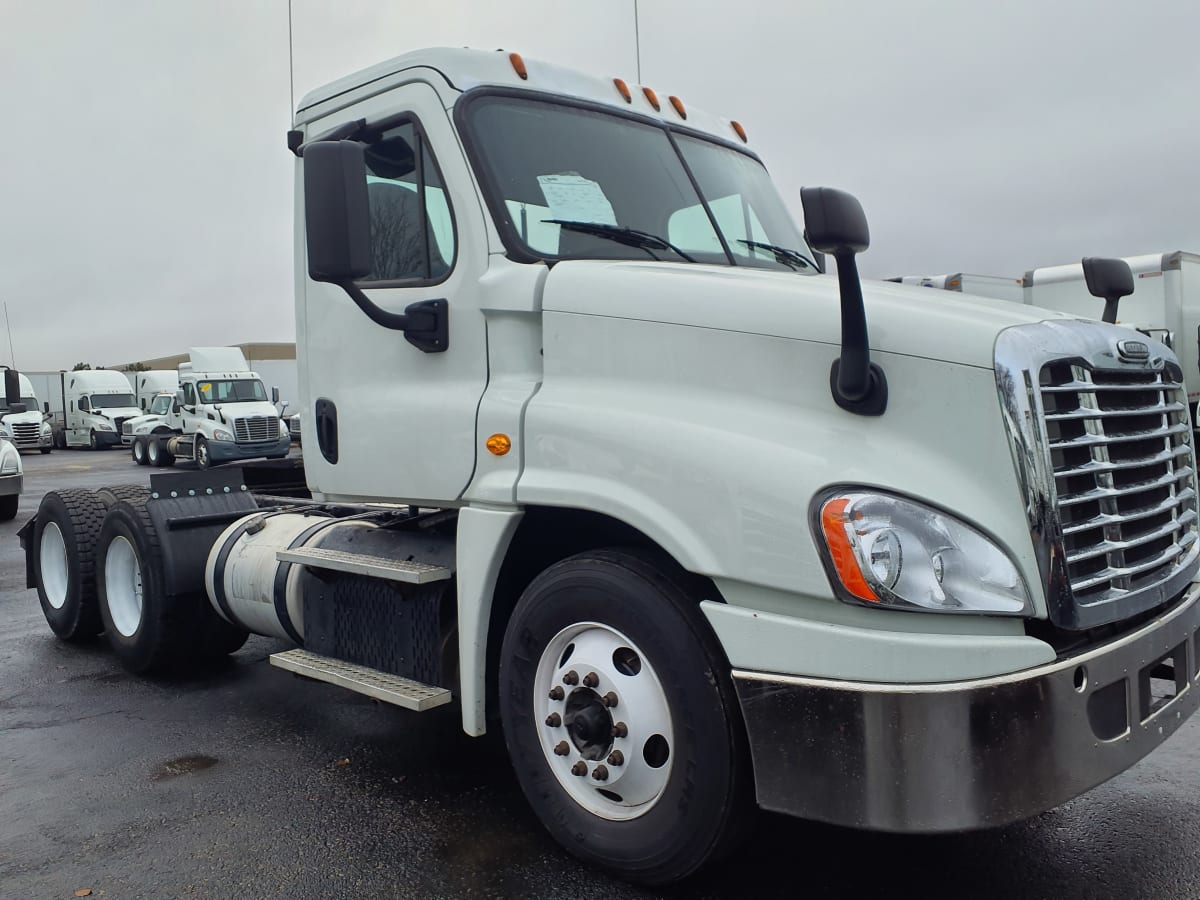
[
  {"xmin": 39, "ymin": 521, "xmax": 69, "ymax": 610},
  {"xmin": 148, "ymin": 442, "xmax": 159, "ymax": 463},
  {"xmin": 133, "ymin": 442, "xmax": 143, "ymax": 462},
  {"xmin": 105, "ymin": 535, "xmax": 144, "ymax": 637},
  {"xmin": 535, "ymin": 622, "xmax": 674, "ymax": 821},
  {"xmin": 197, "ymin": 441, "xmax": 207, "ymax": 466}
]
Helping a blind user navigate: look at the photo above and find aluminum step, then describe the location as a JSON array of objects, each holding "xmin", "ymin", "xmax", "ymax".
[
  {"xmin": 269, "ymin": 649, "xmax": 452, "ymax": 711},
  {"xmin": 276, "ymin": 546, "xmax": 451, "ymax": 584}
]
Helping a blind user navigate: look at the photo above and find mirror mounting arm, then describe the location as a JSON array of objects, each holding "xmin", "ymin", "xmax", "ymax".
[{"xmin": 338, "ymin": 282, "xmax": 449, "ymax": 353}]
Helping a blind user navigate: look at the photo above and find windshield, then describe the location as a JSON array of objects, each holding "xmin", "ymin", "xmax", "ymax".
[
  {"xmin": 197, "ymin": 379, "xmax": 267, "ymax": 404},
  {"xmin": 0, "ymin": 396, "xmax": 38, "ymax": 412},
  {"xmin": 149, "ymin": 395, "xmax": 173, "ymax": 415},
  {"xmin": 91, "ymin": 393, "xmax": 136, "ymax": 409},
  {"xmin": 461, "ymin": 95, "xmax": 815, "ymax": 272}
]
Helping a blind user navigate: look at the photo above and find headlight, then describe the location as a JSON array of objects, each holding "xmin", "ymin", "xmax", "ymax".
[
  {"xmin": 212, "ymin": 428, "xmax": 234, "ymax": 442},
  {"xmin": 41, "ymin": 423, "xmax": 51, "ymax": 435},
  {"xmin": 0, "ymin": 452, "xmax": 18, "ymax": 474},
  {"xmin": 279, "ymin": 421, "xmax": 289, "ymax": 437},
  {"xmin": 815, "ymin": 490, "xmax": 1032, "ymax": 615},
  {"xmin": 95, "ymin": 421, "xmax": 114, "ymax": 431}
]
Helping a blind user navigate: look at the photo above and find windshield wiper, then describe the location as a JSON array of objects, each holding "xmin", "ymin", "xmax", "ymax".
[
  {"xmin": 738, "ymin": 239, "xmax": 812, "ymax": 271},
  {"xmin": 544, "ymin": 220, "xmax": 696, "ymax": 263}
]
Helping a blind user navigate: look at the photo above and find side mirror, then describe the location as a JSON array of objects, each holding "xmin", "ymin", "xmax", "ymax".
[
  {"xmin": 271, "ymin": 386, "xmax": 281, "ymax": 404},
  {"xmin": 304, "ymin": 140, "xmax": 372, "ymax": 283},
  {"xmin": 43, "ymin": 401, "xmax": 49, "ymax": 414},
  {"xmin": 278, "ymin": 399, "xmax": 290, "ymax": 415},
  {"xmin": 800, "ymin": 187, "xmax": 886, "ymax": 416},
  {"xmin": 175, "ymin": 389, "xmax": 186, "ymax": 407},
  {"xmin": 1082, "ymin": 257, "xmax": 1134, "ymax": 324}
]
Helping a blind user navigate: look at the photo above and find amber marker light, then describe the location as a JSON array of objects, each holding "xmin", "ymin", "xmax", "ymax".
[
  {"xmin": 486, "ymin": 434, "xmax": 512, "ymax": 456},
  {"xmin": 613, "ymin": 78, "xmax": 632, "ymax": 103},
  {"xmin": 731, "ymin": 120, "xmax": 748, "ymax": 143},
  {"xmin": 668, "ymin": 95, "xmax": 687, "ymax": 119},
  {"xmin": 820, "ymin": 498, "xmax": 879, "ymax": 603},
  {"xmin": 642, "ymin": 86, "xmax": 661, "ymax": 110},
  {"xmin": 509, "ymin": 53, "xmax": 528, "ymax": 80}
]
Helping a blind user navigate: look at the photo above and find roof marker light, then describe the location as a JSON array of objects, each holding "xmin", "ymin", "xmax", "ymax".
[
  {"xmin": 613, "ymin": 78, "xmax": 632, "ymax": 103},
  {"xmin": 668, "ymin": 95, "xmax": 687, "ymax": 119},
  {"xmin": 642, "ymin": 86, "xmax": 661, "ymax": 110},
  {"xmin": 509, "ymin": 53, "xmax": 528, "ymax": 80},
  {"xmin": 731, "ymin": 120, "xmax": 748, "ymax": 143}
]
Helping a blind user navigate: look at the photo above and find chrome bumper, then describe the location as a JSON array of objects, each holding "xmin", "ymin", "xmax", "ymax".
[{"xmin": 734, "ymin": 582, "xmax": 1200, "ymax": 832}]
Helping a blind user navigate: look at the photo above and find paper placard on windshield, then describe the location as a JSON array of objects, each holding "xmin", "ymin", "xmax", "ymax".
[{"xmin": 536, "ymin": 174, "xmax": 617, "ymax": 226}]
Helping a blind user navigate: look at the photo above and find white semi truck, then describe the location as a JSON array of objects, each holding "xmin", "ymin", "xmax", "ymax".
[
  {"xmin": 121, "ymin": 348, "xmax": 291, "ymax": 469},
  {"xmin": 19, "ymin": 49, "xmax": 1200, "ymax": 885},
  {"xmin": 0, "ymin": 371, "xmax": 53, "ymax": 453},
  {"xmin": 129, "ymin": 369, "xmax": 180, "ymax": 411},
  {"xmin": 60, "ymin": 369, "xmax": 142, "ymax": 450}
]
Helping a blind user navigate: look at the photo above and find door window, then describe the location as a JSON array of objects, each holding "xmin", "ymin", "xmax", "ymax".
[
  {"xmin": 182, "ymin": 383, "xmax": 196, "ymax": 406},
  {"xmin": 359, "ymin": 120, "xmax": 456, "ymax": 284}
]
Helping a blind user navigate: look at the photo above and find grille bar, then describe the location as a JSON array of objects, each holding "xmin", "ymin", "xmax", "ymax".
[
  {"xmin": 1068, "ymin": 539, "xmax": 1194, "ymax": 593},
  {"xmin": 1065, "ymin": 512, "xmax": 1197, "ymax": 565},
  {"xmin": 1041, "ymin": 380, "xmax": 1179, "ymax": 393},
  {"xmin": 1044, "ymin": 401, "xmax": 1185, "ymax": 422},
  {"xmin": 1048, "ymin": 422, "xmax": 1189, "ymax": 450},
  {"xmin": 1062, "ymin": 488, "xmax": 1198, "ymax": 536},
  {"xmin": 1054, "ymin": 444, "xmax": 1190, "ymax": 478},
  {"xmin": 1056, "ymin": 467, "xmax": 1193, "ymax": 508}
]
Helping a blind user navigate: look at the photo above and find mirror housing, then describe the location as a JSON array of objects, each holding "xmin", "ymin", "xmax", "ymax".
[
  {"xmin": 304, "ymin": 140, "xmax": 372, "ymax": 283},
  {"xmin": 271, "ymin": 386, "xmax": 281, "ymax": 404},
  {"xmin": 800, "ymin": 187, "xmax": 887, "ymax": 416},
  {"xmin": 1082, "ymin": 257, "xmax": 1134, "ymax": 324},
  {"xmin": 174, "ymin": 389, "xmax": 186, "ymax": 408}
]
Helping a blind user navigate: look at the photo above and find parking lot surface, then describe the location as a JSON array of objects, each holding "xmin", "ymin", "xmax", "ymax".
[{"xmin": 2, "ymin": 449, "xmax": 1199, "ymax": 898}]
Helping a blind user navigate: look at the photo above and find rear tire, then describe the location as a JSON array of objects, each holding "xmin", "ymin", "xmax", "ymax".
[
  {"xmin": 499, "ymin": 549, "xmax": 753, "ymax": 885},
  {"xmin": 40, "ymin": 446, "xmax": 51, "ymax": 455},
  {"xmin": 97, "ymin": 484, "xmax": 151, "ymax": 509},
  {"xmin": 147, "ymin": 438, "xmax": 175, "ymax": 468},
  {"xmin": 32, "ymin": 489, "xmax": 107, "ymax": 640},
  {"xmin": 131, "ymin": 439, "xmax": 148, "ymax": 466},
  {"xmin": 0, "ymin": 494, "xmax": 17, "ymax": 521}
]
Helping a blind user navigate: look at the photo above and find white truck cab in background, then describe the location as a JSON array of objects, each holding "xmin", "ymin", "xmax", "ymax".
[
  {"xmin": 129, "ymin": 347, "xmax": 291, "ymax": 469},
  {"xmin": 130, "ymin": 370, "xmax": 180, "ymax": 411},
  {"xmin": 886, "ymin": 271, "xmax": 1025, "ymax": 303},
  {"xmin": 0, "ymin": 371, "xmax": 53, "ymax": 454},
  {"xmin": 62, "ymin": 369, "xmax": 141, "ymax": 450}
]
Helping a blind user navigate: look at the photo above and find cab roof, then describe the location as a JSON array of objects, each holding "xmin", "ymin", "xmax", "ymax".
[{"xmin": 295, "ymin": 47, "xmax": 749, "ymax": 149}]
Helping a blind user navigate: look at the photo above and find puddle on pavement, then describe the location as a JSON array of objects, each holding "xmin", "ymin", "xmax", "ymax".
[{"xmin": 151, "ymin": 754, "xmax": 220, "ymax": 781}]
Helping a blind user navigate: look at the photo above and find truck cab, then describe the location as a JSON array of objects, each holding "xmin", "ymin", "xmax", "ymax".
[
  {"xmin": 62, "ymin": 370, "xmax": 140, "ymax": 450},
  {"xmin": 132, "ymin": 370, "xmax": 180, "ymax": 411},
  {"xmin": 122, "ymin": 391, "xmax": 179, "ymax": 462},
  {"xmin": 0, "ymin": 372, "xmax": 53, "ymax": 454}
]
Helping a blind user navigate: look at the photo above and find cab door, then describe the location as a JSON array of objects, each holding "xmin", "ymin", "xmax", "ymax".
[{"xmin": 299, "ymin": 79, "xmax": 490, "ymax": 503}]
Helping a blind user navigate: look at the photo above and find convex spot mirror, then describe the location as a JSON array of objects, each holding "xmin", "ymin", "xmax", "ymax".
[{"xmin": 304, "ymin": 140, "xmax": 371, "ymax": 284}]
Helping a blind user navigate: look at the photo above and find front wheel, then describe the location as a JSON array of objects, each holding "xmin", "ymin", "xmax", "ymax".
[
  {"xmin": 40, "ymin": 446, "xmax": 51, "ymax": 455},
  {"xmin": 0, "ymin": 494, "xmax": 17, "ymax": 521},
  {"xmin": 499, "ymin": 549, "xmax": 752, "ymax": 885},
  {"xmin": 194, "ymin": 435, "xmax": 211, "ymax": 470},
  {"xmin": 88, "ymin": 430, "xmax": 98, "ymax": 450}
]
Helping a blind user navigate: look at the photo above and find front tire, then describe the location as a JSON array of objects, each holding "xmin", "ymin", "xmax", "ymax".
[
  {"xmin": 32, "ymin": 489, "xmax": 107, "ymax": 640},
  {"xmin": 194, "ymin": 435, "xmax": 211, "ymax": 470},
  {"xmin": 0, "ymin": 494, "xmax": 17, "ymax": 521},
  {"xmin": 499, "ymin": 549, "xmax": 752, "ymax": 885},
  {"xmin": 40, "ymin": 446, "xmax": 51, "ymax": 455},
  {"xmin": 88, "ymin": 430, "xmax": 98, "ymax": 450}
]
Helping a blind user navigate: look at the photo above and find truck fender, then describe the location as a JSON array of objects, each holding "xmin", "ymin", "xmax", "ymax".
[{"xmin": 456, "ymin": 505, "xmax": 523, "ymax": 736}]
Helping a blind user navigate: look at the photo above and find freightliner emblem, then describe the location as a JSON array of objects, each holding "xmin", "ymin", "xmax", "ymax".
[{"xmin": 1116, "ymin": 339, "xmax": 1150, "ymax": 361}]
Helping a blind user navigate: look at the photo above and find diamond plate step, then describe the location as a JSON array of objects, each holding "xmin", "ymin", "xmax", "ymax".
[
  {"xmin": 270, "ymin": 649, "xmax": 452, "ymax": 711},
  {"xmin": 276, "ymin": 546, "xmax": 451, "ymax": 584}
]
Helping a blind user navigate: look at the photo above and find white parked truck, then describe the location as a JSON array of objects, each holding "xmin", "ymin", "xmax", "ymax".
[
  {"xmin": 886, "ymin": 271, "xmax": 1025, "ymax": 303},
  {"xmin": 124, "ymin": 348, "xmax": 291, "ymax": 469},
  {"xmin": 20, "ymin": 49, "xmax": 1200, "ymax": 885},
  {"xmin": 0, "ymin": 371, "xmax": 53, "ymax": 453},
  {"xmin": 61, "ymin": 369, "xmax": 142, "ymax": 450},
  {"xmin": 0, "ymin": 432, "xmax": 23, "ymax": 520},
  {"xmin": 129, "ymin": 369, "xmax": 180, "ymax": 412}
]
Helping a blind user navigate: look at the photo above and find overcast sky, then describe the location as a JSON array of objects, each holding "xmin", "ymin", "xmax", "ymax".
[{"xmin": 2, "ymin": 0, "xmax": 1198, "ymax": 370}]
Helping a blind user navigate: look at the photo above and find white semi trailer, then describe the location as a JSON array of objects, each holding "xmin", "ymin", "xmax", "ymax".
[{"xmin": 20, "ymin": 49, "xmax": 1200, "ymax": 885}]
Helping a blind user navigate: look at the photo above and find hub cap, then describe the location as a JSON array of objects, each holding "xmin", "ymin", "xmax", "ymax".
[
  {"xmin": 39, "ymin": 522, "xmax": 69, "ymax": 610},
  {"xmin": 536, "ymin": 622, "xmax": 674, "ymax": 820},
  {"xmin": 105, "ymin": 536, "xmax": 144, "ymax": 637}
]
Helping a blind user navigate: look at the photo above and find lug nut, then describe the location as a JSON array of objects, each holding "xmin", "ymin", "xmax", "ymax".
[
  {"xmin": 612, "ymin": 722, "xmax": 628, "ymax": 739},
  {"xmin": 553, "ymin": 741, "xmax": 570, "ymax": 756},
  {"xmin": 602, "ymin": 691, "xmax": 618, "ymax": 708},
  {"xmin": 548, "ymin": 686, "xmax": 565, "ymax": 701},
  {"xmin": 591, "ymin": 765, "xmax": 609, "ymax": 782},
  {"xmin": 582, "ymin": 671, "xmax": 599, "ymax": 688},
  {"xmin": 571, "ymin": 761, "xmax": 587, "ymax": 776},
  {"xmin": 563, "ymin": 670, "xmax": 579, "ymax": 686},
  {"xmin": 545, "ymin": 713, "xmax": 561, "ymax": 727},
  {"xmin": 607, "ymin": 750, "xmax": 624, "ymax": 766}
]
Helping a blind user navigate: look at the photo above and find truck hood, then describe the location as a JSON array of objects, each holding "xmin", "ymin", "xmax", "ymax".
[
  {"xmin": 542, "ymin": 261, "xmax": 1073, "ymax": 369},
  {"xmin": 215, "ymin": 402, "xmax": 279, "ymax": 421},
  {"xmin": 0, "ymin": 410, "xmax": 43, "ymax": 426},
  {"xmin": 92, "ymin": 407, "xmax": 142, "ymax": 421}
]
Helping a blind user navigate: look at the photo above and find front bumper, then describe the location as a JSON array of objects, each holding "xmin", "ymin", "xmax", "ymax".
[
  {"xmin": 94, "ymin": 430, "xmax": 121, "ymax": 448},
  {"xmin": 208, "ymin": 435, "xmax": 291, "ymax": 463},
  {"xmin": 0, "ymin": 473, "xmax": 23, "ymax": 496},
  {"xmin": 735, "ymin": 582, "xmax": 1200, "ymax": 832}
]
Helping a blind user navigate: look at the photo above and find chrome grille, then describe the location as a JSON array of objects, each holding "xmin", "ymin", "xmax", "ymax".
[
  {"xmin": 121, "ymin": 421, "xmax": 133, "ymax": 435},
  {"xmin": 234, "ymin": 415, "xmax": 278, "ymax": 443},
  {"xmin": 11, "ymin": 423, "xmax": 39, "ymax": 443},
  {"xmin": 1040, "ymin": 363, "xmax": 1198, "ymax": 604}
]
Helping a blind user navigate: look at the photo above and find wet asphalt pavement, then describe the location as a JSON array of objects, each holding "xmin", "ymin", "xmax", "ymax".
[{"xmin": 1, "ymin": 450, "xmax": 1199, "ymax": 899}]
